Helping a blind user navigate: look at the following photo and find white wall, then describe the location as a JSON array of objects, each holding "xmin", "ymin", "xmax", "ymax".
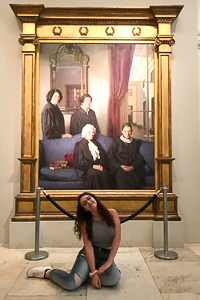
[
  {"xmin": 171, "ymin": 1, "xmax": 200, "ymax": 242},
  {"xmin": 0, "ymin": 0, "xmax": 199, "ymax": 245},
  {"xmin": 198, "ymin": 0, "xmax": 200, "ymax": 190}
]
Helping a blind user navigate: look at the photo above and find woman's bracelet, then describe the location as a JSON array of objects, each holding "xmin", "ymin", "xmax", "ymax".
[{"xmin": 89, "ymin": 270, "xmax": 98, "ymax": 278}]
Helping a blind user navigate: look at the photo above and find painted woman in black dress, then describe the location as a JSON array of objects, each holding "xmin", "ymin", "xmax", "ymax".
[
  {"xmin": 107, "ymin": 123, "xmax": 144, "ymax": 190},
  {"xmin": 74, "ymin": 124, "xmax": 110, "ymax": 189},
  {"xmin": 70, "ymin": 94, "xmax": 100, "ymax": 136},
  {"xmin": 41, "ymin": 88, "xmax": 72, "ymax": 140}
]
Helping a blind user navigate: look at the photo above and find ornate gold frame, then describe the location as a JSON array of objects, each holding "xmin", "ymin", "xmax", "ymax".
[{"xmin": 10, "ymin": 4, "xmax": 183, "ymax": 222}]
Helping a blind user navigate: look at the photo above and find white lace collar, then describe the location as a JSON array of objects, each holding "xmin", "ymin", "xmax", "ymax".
[
  {"xmin": 87, "ymin": 140, "xmax": 100, "ymax": 161},
  {"xmin": 120, "ymin": 135, "xmax": 133, "ymax": 143}
]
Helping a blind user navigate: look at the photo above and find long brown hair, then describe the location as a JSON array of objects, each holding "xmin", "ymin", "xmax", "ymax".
[{"xmin": 74, "ymin": 192, "xmax": 115, "ymax": 241}]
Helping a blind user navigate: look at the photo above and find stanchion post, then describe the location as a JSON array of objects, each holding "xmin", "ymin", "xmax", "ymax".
[
  {"xmin": 25, "ymin": 187, "xmax": 49, "ymax": 260},
  {"xmin": 154, "ymin": 187, "xmax": 178, "ymax": 260},
  {"xmin": 35, "ymin": 187, "xmax": 40, "ymax": 256},
  {"xmin": 163, "ymin": 187, "xmax": 168, "ymax": 256}
]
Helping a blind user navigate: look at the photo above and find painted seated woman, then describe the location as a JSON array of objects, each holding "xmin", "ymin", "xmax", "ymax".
[
  {"xmin": 107, "ymin": 123, "xmax": 145, "ymax": 190},
  {"xmin": 74, "ymin": 124, "xmax": 111, "ymax": 189}
]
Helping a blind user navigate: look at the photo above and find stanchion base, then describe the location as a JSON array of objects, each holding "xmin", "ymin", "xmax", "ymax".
[
  {"xmin": 154, "ymin": 250, "xmax": 178, "ymax": 260},
  {"xmin": 25, "ymin": 250, "xmax": 49, "ymax": 261}
]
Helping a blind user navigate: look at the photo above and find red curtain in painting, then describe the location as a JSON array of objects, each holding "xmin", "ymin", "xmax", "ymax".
[{"xmin": 108, "ymin": 44, "xmax": 135, "ymax": 138}]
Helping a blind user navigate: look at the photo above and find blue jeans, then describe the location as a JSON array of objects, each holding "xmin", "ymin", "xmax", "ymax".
[{"xmin": 49, "ymin": 246, "xmax": 121, "ymax": 291}]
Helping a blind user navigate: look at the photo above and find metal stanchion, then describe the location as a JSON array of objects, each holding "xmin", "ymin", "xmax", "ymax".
[
  {"xmin": 154, "ymin": 187, "xmax": 178, "ymax": 260},
  {"xmin": 25, "ymin": 187, "xmax": 49, "ymax": 261}
]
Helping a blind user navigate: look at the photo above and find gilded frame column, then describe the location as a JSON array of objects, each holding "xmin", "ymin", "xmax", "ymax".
[
  {"xmin": 15, "ymin": 7, "xmax": 43, "ymax": 193},
  {"xmin": 18, "ymin": 40, "xmax": 37, "ymax": 192},
  {"xmin": 154, "ymin": 18, "xmax": 176, "ymax": 192}
]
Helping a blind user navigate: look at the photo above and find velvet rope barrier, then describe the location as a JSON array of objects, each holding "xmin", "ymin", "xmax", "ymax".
[
  {"xmin": 42, "ymin": 190, "xmax": 76, "ymax": 220},
  {"xmin": 120, "ymin": 188, "xmax": 162, "ymax": 224},
  {"xmin": 42, "ymin": 188, "xmax": 162, "ymax": 224}
]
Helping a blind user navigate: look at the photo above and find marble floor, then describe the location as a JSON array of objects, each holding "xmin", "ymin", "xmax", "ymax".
[{"xmin": 1, "ymin": 244, "xmax": 200, "ymax": 300}]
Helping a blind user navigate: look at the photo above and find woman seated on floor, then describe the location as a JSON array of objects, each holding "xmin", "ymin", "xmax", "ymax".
[
  {"xmin": 26, "ymin": 192, "xmax": 121, "ymax": 290},
  {"xmin": 73, "ymin": 124, "xmax": 111, "ymax": 190}
]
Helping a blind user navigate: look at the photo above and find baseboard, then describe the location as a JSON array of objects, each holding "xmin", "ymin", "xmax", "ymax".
[{"xmin": 9, "ymin": 220, "xmax": 184, "ymax": 249}]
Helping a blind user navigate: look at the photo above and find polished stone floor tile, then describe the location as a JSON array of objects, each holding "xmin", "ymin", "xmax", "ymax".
[
  {"xmin": 5, "ymin": 297, "xmax": 80, "ymax": 300},
  {"xmin": 118, "ymin": 247, "xmax": 141, "ymax": 253},
  {"xmin": 2, "ymin": 245, "xmax": 200, "ymax": 300},
  {"xmin": 8, "ymin": 262, "xmax": 87, "ymax": 297},
  {"xmin": 162, "ymin": 293, "xmax": 200, "ymax": 300},
  {"xmin": 184, "ymin": 243, "xmax": 200, "ymax": 249},
  {"xmin": 146, "ymin": 261, "xmax": 200, "ymax": 294},
  {"xmin": 0, "ymin": 247, "xmax": 28, "ymax": 299},
  {"xmin": 189, "ymin": 244, "xmax": 200, "ymax": 257},
  {"xmin": 140, "ymin": 247, "xmax": 200, "ymax": 262},
  {"xmin": 87, "ymin": 251, "xmax": 163, "ymax": 300}
]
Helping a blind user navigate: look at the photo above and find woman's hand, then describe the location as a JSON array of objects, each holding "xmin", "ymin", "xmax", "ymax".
[
  {"xmin": 98, "ymin": 261, "xmax": 112, "ymax": 275},
  {"xmin": 93, "ymin": 165, "xmax": 103, "ymax": 171},
  {"xmin": 92, "ymin": 273, "xmax": 101, "ymax": 288},
  {"xmin": 62, "ymin": 133, "xmax": 72, "ymax": 138},
  {"xmin": 121, "ymin": 165, "xmax": 133, "ymax": 172}
]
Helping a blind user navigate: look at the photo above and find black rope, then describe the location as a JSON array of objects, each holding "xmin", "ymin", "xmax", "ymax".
[
  {"xmin": 42, "ymin": 189, "xmax": 162, "ymax": 224},
  {"xmin": 120, "ymin": 189, "xmax": 161, "ymax": 224},
  {"xmin": 43, "ymin": 190, "xmax": 76, "ymax": 220}
]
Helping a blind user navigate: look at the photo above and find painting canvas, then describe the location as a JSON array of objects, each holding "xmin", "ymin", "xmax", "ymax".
[{"xmin": 38, "ymin": 43, "xmax": 155, "ymax": 191}]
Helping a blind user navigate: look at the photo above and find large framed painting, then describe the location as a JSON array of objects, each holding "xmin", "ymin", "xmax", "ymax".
[{"xmin": 10, "ymin": 4, "xmax": 183, "ymax": 221}]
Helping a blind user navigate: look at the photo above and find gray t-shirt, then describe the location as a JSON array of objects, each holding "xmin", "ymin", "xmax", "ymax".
[{"xmin": 92, "ymin": 218, "xmax": 114, "ymax": 248}]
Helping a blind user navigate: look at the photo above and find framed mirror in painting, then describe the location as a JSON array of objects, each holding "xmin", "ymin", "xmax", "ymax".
[{"xmin": 10, "ymin": 4, "xmax": 183, "ymax": 221}]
